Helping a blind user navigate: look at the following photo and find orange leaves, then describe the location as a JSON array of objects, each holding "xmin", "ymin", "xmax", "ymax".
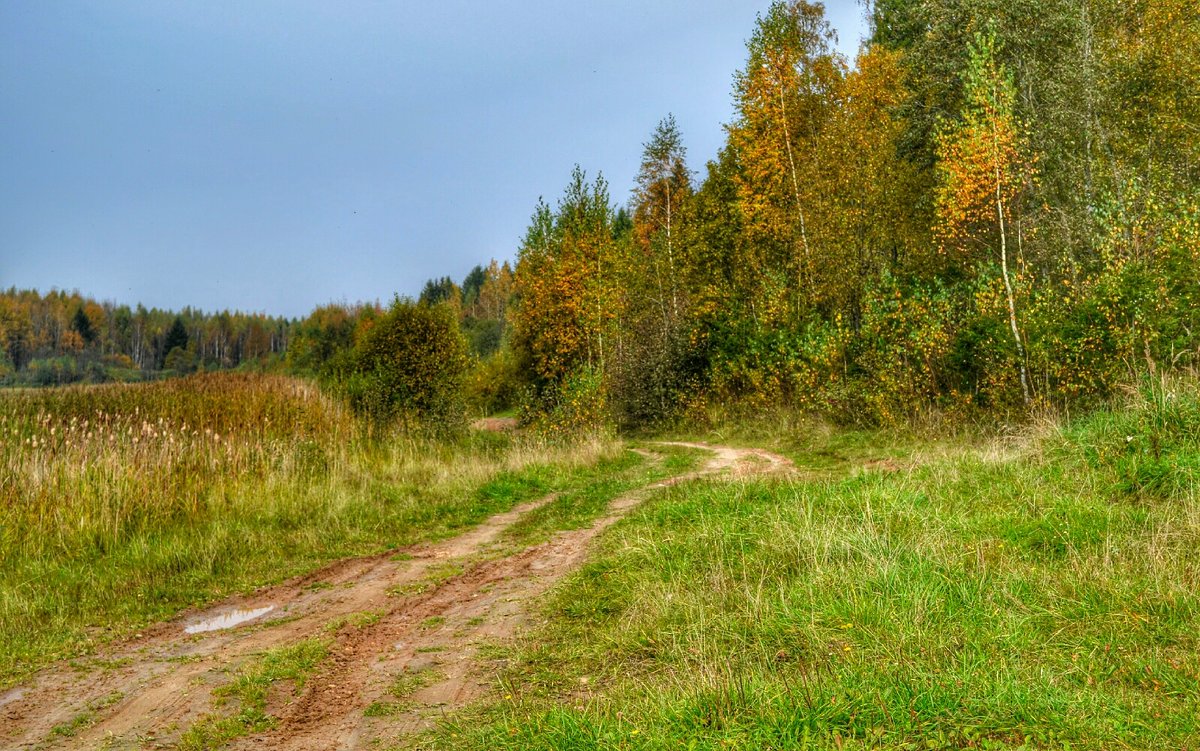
[
  {"xmin": 934, "ymin": 31, "xmax": 1031, "ymax": 262},
  {"xmin": 511, "ymin": 169, "xmax": 619, "ymax": 392}
]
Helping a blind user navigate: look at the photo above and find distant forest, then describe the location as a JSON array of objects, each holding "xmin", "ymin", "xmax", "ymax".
[
  {"xmin": 0, "ymin": 288, "xmax": 291, "ymax": 386},
  {"xmin": 5, "ymin": 0, "xmax": 1198, "ymax": 428}
]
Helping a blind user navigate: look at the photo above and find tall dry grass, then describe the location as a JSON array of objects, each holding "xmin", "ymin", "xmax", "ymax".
[{"xmin": 1, "ymin": 373, "xmax": 355, "ymax": 561}]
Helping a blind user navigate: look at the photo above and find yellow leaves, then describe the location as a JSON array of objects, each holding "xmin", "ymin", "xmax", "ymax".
[{"xmin": 933, "ymin": 34, "xmax": 1032, "ymax": 264}]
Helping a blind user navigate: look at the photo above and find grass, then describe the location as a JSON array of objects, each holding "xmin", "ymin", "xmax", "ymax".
[
  {"xmin": 497, "ymin": 442, "xmax": 703, "ymax": 550},
  {"xmin": 10, "ymin": 371, "xmax": 1200, "ymax": 748},
  {"xmin": 425, "ymin": 381, "xmax": 1200, "ymax": 750},
  {"xmin": 324, "ymin": 609, "xmax": 385, "ymax": 633},
  {"xmin": 364, "ymin": 668, "xmax": 436, "ymax": 717},
  {"xmin": 0, "ymin": 373, "xmax": 635, "ymax": 687},
  {"xmin": 177, "ymin": 637, "xmax": 328, "ymax": 750},
  {"xmin": 48, "ymin": 691, "xmax": 123, "ymax": 738}
]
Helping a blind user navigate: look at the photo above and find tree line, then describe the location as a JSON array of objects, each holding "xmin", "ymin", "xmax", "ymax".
[
  {"xmin": 8, "ymin": 0, "xmax": 1198, "ymax": 432},
  {"xmin": 501, "ymin": 0, "xmax": 1200, "ymax": 429},
  {"xmin": 0, "ymin": 288, "xmax": 290, "ymax": 386}
]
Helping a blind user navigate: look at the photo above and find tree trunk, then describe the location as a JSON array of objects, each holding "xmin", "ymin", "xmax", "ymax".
[
  {"xmin": 993, "ymin": 102, "xmax": 1031, "ymax": 406},
  {"xmin": 775, "ymin": 69, "xmax": 811, "ymax": 288}
]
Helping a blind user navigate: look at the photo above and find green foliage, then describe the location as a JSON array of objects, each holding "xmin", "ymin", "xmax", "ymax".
[
  {"xmin": 851, "ymin": 275, "xmax": 959, "ymax": 422},
  {"xmin": 287, "ymin": 303, "xmax": 372, "ymax": 376},
  {"xmin": 163, "ymin": 346, "xmax": 196, "ymax": 374},
  {"xmin": 511, "ymin": 168, "xmax": 619, "ymax": 426},
  {"xmin": 161, "ymin": 316, "xmax": 189, "ymax": 366},
  {"xmin": 419, "ymin": 276, "xmax": 460, "ymax": 307},
  {"xmin": 462, "ymin": 316, "xmax": 503, "ymax": 358},
  {"xmin": 523, "ymin": 366, "xmax": 608, "ymax": 440},
  {"xmin": 464, "ymin": 346, "xmax": 520, "ymax": 417},
  {"xmin": 1062, "ymin": 377, "xmax": 1200, "ymax": 498},
  {"xmin": 342, "ymin": 297, "xmax": 470, "ymax": 433},
  {"xmin": 70, "ymin": 306, "xmax": 96, "ymax": 345}
]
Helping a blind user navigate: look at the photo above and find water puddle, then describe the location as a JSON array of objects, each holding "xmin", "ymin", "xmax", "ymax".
[
  {"xmin": 0, "ymin": 687, "xmax": 26, "ymax": 709},
  {"xmin": 184, "ymin": 605, "xmax": 275, "ymax": 634}
]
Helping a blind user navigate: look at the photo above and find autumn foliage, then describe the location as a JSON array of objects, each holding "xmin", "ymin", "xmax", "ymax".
[{"xmin": 11, "ymin": 0, "xmax": 1200, "ymax": 432}]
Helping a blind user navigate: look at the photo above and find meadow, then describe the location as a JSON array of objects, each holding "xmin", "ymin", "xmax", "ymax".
[
  {"xmin": 0, "ymin": 373, "xmax": 639, "ymax": 687},
  {"xmin": 4, "ymin": 373, "xmax": 1199, "ymax": 750},
  {"xmin": 427, "ymin": 382, "xmax": 1200, "ymax": 750}
]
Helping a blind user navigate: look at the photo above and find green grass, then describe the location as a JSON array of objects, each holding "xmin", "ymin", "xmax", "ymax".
[
  {"xmin": 178, "ymin": 637, "xmax": 328, "ymax": 750},
  {"xmin": 425, "ymin": 386, "xmax": 1200, "ymax": 750},
  {"xmin": 363, "ymin": 667, "xmax": 436, "ymax": 717},
  {"xmin": 497, "ymin": 443, "xmax": 702, "ymax": 550}
]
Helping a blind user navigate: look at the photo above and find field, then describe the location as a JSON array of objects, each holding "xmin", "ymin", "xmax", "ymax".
[
  {"xmin": 3, "ymin": 374, "xmax": 1200, "ymax": 749},
  {"xmin": 0, "ymin": 374, "xmax": 637, "ymax": 687}
]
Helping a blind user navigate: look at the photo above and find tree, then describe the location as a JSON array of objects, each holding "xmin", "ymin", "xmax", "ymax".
[
  {"xmin": 935, "ymin": 28, "xmax": 1034, "ymax": 405},
  {"xmin": 510, "ymin": 168, "xmax": 620, "ymax": 426},
  {"xmin": 287, "ymin": 304, "xmax": 363, "ymax": 375},
  {"xmin": 611, "ymin": 115, "xmax": 698, "ymax": 426},
  {"xmin": 631, "ymin": 114, "xmax": 693, "ymax": 322},
  {"xmin": 727, "ymin": 0, "xmax": 843, "ymax": 320},
  {"xmin": 160, "ymin": 316, "xmax": 189, "ymax": 369},
  {"xmin": 476, "ymin": 260, "xmax": 514, "ymax": 323},
  {"xmin": 71, "ymin": 306, "xmax": 96, "ymax": 346},
  {"xmin": 419, "ymin": 277, "xmax": 459, "ymax": 307},
  {"xmin": 810, "ymin": 44, "xmax": 925, "ymax": 326},
  {"xmin": 461, "ymin": 265, "xmax": 488, "ymax": 312},
  {"xmin": 345, "ymin": 297, "xmax": 469, "ymax": 432},
  {"xmin": 0, "ymin": 297, "xmax": 33, "ymax": 370}
]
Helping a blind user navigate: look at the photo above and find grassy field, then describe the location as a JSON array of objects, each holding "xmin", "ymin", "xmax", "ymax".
[
  {"xmin": 426, "ymin": 383, "xmax": 1200, "ymax": 750},
  {"xmin": 5, "ymin": 374, "xmax": 1199, "ymax": 749},
  {"xmin": 0, "ymin": 373, "xmax": 648, "ymax": 688}
]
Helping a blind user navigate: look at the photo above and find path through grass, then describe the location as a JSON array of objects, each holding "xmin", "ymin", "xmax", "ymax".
[{"xmin": 429, "ymin": 386, "xmax": 1200, "ymax": 750}]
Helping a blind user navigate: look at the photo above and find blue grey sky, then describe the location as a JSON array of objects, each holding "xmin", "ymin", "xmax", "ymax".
[{"xmin": 1, "ymin": 1, "xmax": 868, "ymax": 318}]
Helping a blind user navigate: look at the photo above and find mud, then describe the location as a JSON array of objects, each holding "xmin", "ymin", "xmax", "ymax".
[
  {"xmin": 0, "ymin": 443, "xmax": 791, "ymax": 750},
  {"xmin": 0, "ymin": 688, "xmax": 25, "ymax": 711}
]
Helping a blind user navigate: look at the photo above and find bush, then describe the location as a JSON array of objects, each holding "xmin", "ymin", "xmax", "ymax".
[
  {"xmin": 465, "ymin": 348, "xmax": 521, "ymax": 417},
  {"xmin": 522, "ymin": 366, "xmax": 607, "ymax": 440},
  {"xmin": 343, "ymin": 298, "xmax": 469, "ymax": 434}
]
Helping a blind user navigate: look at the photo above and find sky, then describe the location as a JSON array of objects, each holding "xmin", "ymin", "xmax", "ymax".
[{"xmin": 1, "ymin": 1, "xmax": 869, "ymax": 319}]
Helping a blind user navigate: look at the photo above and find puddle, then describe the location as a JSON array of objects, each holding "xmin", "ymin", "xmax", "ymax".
[
  {"xmin": 184, "ymin": 605, "xmax": 275, "ymax": 634},
  {"xmin": 0, "ymin": 687, "xmax": 26, "ymax": 709}
]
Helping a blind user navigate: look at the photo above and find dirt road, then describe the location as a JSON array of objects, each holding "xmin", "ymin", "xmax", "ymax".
[{"xmin": 1, "ymin": 442, "xmax": 792, "ymax": 750}]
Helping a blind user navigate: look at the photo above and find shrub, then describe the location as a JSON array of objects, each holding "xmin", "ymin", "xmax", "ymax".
[
  {"xmin": 523, "ymin": 366, "xmax": 607, "ymax": 440},
  {"xmin": 343, "ymin": 298, "xmax": 469, "ymax": 434},
  {"xmin": 464, "ymin": 348, "xmax": 521, "ymax": 417}
]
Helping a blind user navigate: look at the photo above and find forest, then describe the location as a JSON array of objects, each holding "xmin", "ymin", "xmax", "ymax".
[{"xmin": 5, "ymin": 0, "xmax": 1198, "ymax": 433}]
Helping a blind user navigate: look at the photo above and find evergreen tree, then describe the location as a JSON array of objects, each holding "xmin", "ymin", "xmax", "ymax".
[{"xmin": 71, "ymin": 306, "xmax": 96, "ymax": 346}]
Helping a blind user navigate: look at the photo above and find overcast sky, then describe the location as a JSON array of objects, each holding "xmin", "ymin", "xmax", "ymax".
[{"xmin": 1, "ymin": 1, "xmax": 868, "ymax": 318}]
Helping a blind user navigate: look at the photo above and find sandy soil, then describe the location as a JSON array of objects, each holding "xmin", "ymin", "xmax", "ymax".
[{"xmin": 0, "ymin": 442, "xmax": 792, "ymax": 750}]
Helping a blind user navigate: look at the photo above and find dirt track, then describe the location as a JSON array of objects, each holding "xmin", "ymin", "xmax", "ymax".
[{"xmin": 0, "ymin": 442, "xmax": 792, "ymax": 750}]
